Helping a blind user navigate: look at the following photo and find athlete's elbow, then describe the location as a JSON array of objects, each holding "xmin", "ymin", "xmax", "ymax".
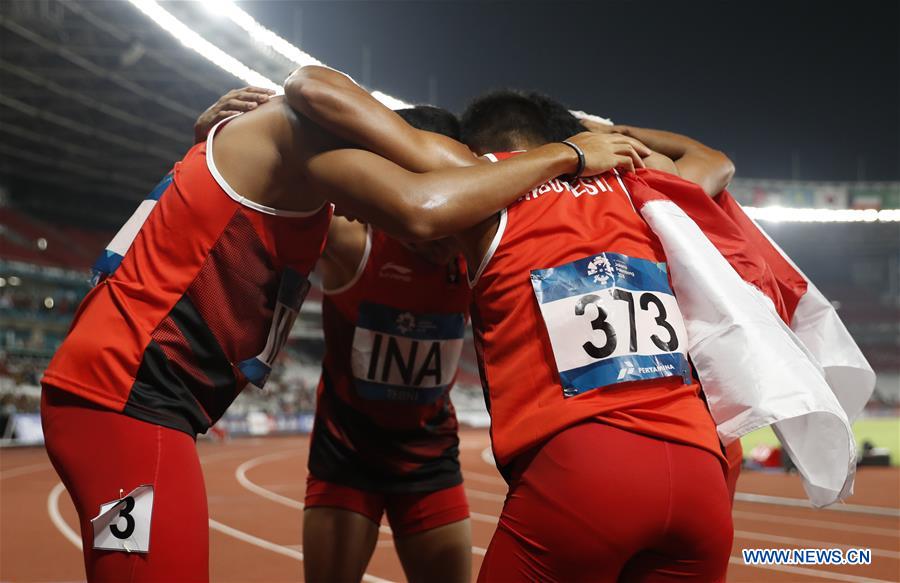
[
  {"xmin": 390, "ymin": 198, "xmax": 444, "ymax": 241},
  {"xmin": 704, "ymin": 150, "xmax": 735, "ymax": 196},
  {"xmin": 716, "ymin": 151, "xmax": 736, "ymax": 186},
  {"xmin": 284, "ymin": 66, "xmax": 351, "ymax": 115},
  {"xmin": 395, "ymin": 209, "xmax": 439, "ymax": 241}
]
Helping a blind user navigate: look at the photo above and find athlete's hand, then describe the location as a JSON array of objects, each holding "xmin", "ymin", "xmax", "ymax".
[
  {"xmin": 565, "ymin": 131, "xmax": 652, "ymax": 175},
  {"xmin": 193, "ymin": 86, "xmax": 276, "ymax": 143},
  {"xmin": 580, "ymin": 118, "xmax": 615, "ymax": 134}
]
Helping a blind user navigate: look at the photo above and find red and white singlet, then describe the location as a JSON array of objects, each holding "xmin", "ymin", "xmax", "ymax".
[
  {"xmin": 43, "ymin": 118, "xmax": 332, "ymax": 435},
  {"xmin": 470, "ymin": 153, "xmax": 724, "ymax": 469}
]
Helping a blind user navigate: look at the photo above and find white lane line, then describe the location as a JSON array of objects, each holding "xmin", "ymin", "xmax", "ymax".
[
  {"xmin": 734, "ymin": 530, "xmax": 900, "ymax": 560},
  {"xmin": 48, "ymin": 482, "xmax": 82, "ymax": 550},
  {"xmin": 480, "ymin": 447, "xmax": 495, "ymax": 467},
  {"xmin": 234, "ymin": 451, "xmax": 499, "ymax": 556},
  {"xmin": 459, "ymin": 440, "xmax": 492, "ymax": 451},
  {"xmin": 728, "ymin": 556, "xmax": 893, "ymax": 582},
  {"xmin": 470, "ymin": 511, "xmax": 499, "ymax": 524},
  {"xmin": 48, "ymin": 481, "xmax": 395, "ymax": 583},
  {"xmin": 208, "ymin": 519, "xmax": 394, "ymax": 583},
  {"xmin": 235, "ymin": 451, "xmax": 305, "ymax": 510},
  {"xmin": 1, "ymin": 461, "xmax": 52, "ymax": 480},
  {"xmin": 209, "ymin": 518, "xmax": 304, "ymax": 560},
  {"xmin": 199, "ymin": 448, "xmax": 274, "ymax": 466},
  {"xmin": 733, "ymin": 510, "xmax": 900, "ymax": 537},
  {"xmin": 235, "ymin": 451, "xmax": 391, "ymax": 535},
  {"xmin": 735, "ymin": 493, "xmax": 900, "ymax": 518},
  {"xmin": 464, "ymin": 471, "xmax": 506, "ymax": 486},
  {"xmin": 465, "ymin": 488, "xmax": 505, "ymax": 503}
]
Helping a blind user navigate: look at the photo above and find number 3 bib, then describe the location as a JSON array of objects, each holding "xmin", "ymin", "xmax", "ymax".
[{"xmin": 531, "ymin": 252, "xmax": 691, "ymax": 397}]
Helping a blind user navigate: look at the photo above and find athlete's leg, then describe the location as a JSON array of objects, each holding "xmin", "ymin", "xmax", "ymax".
[
  {"xmin": 303, "ymin": 476, "xmax": 383, "ymax": 583},
  {"xmin": 618, "ymin": 439, "xmax": 733, "ymax": 582},
  {"xmin": 387, "ymin": 484, "xmax": 472, "ymax": 583},
  {"xmin": 41, "ymin": 385, "xmax": 209, "ymax": 583},
  {"xmin": 394, "ymin": 519, "xmax": 472, "ymax": 583}
]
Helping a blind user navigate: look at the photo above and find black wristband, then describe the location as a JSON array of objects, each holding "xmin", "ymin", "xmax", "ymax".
[{"xmin": 559, "ymin": 140, "xmax": 586, "ymax": 183}]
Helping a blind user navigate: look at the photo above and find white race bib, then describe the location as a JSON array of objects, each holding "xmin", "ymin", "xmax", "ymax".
[
  {"xmin": 531, "ymin": 252, "xmax": 691, "ymax": 397},
  {"xmin": 351, "ymin": 302, "xmax": 465, "ymax": 403},
  {"xmin": 91, "ymin": 485, "xmax": 154, "ymax": 553}
]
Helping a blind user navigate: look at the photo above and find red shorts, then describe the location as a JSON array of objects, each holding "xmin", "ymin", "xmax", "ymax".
[
  {"xmin": 478, "ymin": 422, "xmax": 733, "ymax": 583},
  {"xmin": 305, "ymin": 475, "xmax": 469, "ymax": 537},
  {"xmin": 41, "ymin": 385, "xmax": 209, "ymax": 582}
]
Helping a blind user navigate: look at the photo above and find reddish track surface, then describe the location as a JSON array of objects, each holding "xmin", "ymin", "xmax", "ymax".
[{"xmin": 2, "ymin": 430, "xmax": 898, "ymax": 582}]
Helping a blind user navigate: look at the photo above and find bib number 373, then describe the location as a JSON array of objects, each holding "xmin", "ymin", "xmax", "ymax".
[
  {"xmin": 531, "ymin": 252, "xmax": 691, "ymax": 397},
  {"xmin": 92, "ymin": 485, "xmax": 153, "ymax": 553}
]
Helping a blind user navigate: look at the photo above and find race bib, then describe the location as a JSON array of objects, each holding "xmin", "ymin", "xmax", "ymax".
[
  {"xmin": 91, "ymin": 485, "xmax": 154, "ymax": 553},
  {"xmin": 531, "ymin": 252, "xmax": 691, "ymax": 397},
  {"xmin": 351, "ymin": 302, "xmax": 465, "ymax": 403}
]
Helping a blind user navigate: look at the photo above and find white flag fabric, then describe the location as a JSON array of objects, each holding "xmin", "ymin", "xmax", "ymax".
[{"xmin": 618, "ymin": 170, "xmax": 875, "ymax": 507}]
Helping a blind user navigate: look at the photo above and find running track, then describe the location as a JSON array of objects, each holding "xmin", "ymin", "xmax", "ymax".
[{"xmin": 2, "ymin": 430, "xmax": 898, "ymax": 582}]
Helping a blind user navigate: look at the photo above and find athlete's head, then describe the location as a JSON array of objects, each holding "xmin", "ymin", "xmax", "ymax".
[
  {"xmin": 460, "ymin": 90, "xmax": 585, "ymax": 155},
  {"xmin": 395, "ymin": 105, "xmax": 462, "ymax": 266},
  {"xmin": 395, "ymin": 106, "xmax": 461, "ymax": 140}
]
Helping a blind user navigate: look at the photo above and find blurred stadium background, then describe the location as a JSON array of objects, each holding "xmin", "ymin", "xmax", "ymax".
[
  {"xmin": 1, "ymin": 0, "xmax": 898, "ymax": 500},
  {"xmin": 1, "ymin": 0, "xmax": 897, "ymax": 455}
]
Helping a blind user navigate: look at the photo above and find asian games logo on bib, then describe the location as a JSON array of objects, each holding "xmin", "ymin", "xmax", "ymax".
[
  {"xmin": 396, "ymin": 312, "xmax": 416, "ymax": 334},
  {"xmin": 587, "ymin": 255, "xmax": 615, "ymax": 285},
  {"xmin": 390, "ymin": 311, "xmax": 441, "ymax": 337}
]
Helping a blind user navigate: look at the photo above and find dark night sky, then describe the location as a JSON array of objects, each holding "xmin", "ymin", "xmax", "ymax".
[{"xmin": 246, "ymin": 0, "xmax": 899, "ymax": 182}]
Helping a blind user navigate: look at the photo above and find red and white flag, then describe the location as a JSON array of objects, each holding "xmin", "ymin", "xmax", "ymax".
[{"xmin": 618, "ymin": 169, "xmax": 875, "ymax": 507}]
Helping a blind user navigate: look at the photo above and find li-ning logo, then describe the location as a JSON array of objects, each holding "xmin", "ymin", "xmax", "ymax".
[
  {"xmin": 396, "ymin": 312, "xmax": 416, "ymax": 334},
  {"xmin": 587, "ymin": 254, "xmax": 615, "ymax": 286},
  {"xmin": 379, "ymin": 262, "xmax": 413, "ymax": 282}
]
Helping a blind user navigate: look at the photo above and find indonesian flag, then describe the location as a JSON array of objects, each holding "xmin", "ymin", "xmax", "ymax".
[{"xmin": 618, "ymin": 169, "xmax": 876, "ymax": 507}]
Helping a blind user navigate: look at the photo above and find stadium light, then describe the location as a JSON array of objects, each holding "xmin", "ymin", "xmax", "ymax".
[
  {"xmin": 125, "ymin": 0, "xmax": 280, "ymax": 91},
  {"xmin": 195, "ymin": 0, "xmax": 413, "ymax": 108},
  {"xmin": 744, "ymin": 206, "xmax": 900, "ymax": 223},
  {"xmin": 125, "ymin": 0, "xmax": 413, "ymax": 107},
  {"xmin": 125, "ymin": 0, "xmax": 900, "ymax": 219},
  {"xmin": 197, "ymin": 0, "xmax": 323, "ymax": 69},
  {"xmin": 370, "ymin": 90, "xmax": 413, "ymax": 110}
]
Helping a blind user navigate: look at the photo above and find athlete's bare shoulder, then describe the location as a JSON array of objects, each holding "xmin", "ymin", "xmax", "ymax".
[{"xmin": 210, "ymin": 96, "xmax": 331, "ymax": 213}]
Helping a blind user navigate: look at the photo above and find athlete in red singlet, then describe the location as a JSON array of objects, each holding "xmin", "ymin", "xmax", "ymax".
[
  {"xmin": 41, "ymin": 66, "xmax": 643, "ymax": 582},
  {"xmin": 306, "ymin": 108, "xmax": 474, "ymax": 583},
  {"xmin": 288, "ymin": 71, "xmax": 736, "ymax": 582},
  {"xmin": 309, "ymin": 222, "xmax": 472, "ymax": 582},
  {"xmin": 195, "ymin": 95, "xmax": 477, "ymax": 581}
]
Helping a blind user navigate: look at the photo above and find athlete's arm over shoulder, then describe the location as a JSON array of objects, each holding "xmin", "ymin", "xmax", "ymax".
[
  {"xmin": 582, "ymin": 120, "xmax": 735, "ymax": 197},
  {"xmin": 318, "ymin": 217, "xmax": 369, "ymax": 292},
  {"xmin": 305, "ymin": 131, "xmax": 648, "ymax": 241},
  {"xmin": 284, "ymin": 65, "xmax": 477, "ymax": 172},
  {"xmin": 616, "ymin": 125, "xmax": 734, "ymax": 196}
]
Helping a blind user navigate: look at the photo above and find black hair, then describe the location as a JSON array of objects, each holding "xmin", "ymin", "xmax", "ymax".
[
  {"xmin": 395, "ymin": 106, "xmax": 460, "ymax": 140},
  {"xmin": 459, "ymin": 90, "xmax": 586, "ymax": 154},
  {"xmin": 524, "ymin": 91, "xmax": 587, "ymax": 142}
]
